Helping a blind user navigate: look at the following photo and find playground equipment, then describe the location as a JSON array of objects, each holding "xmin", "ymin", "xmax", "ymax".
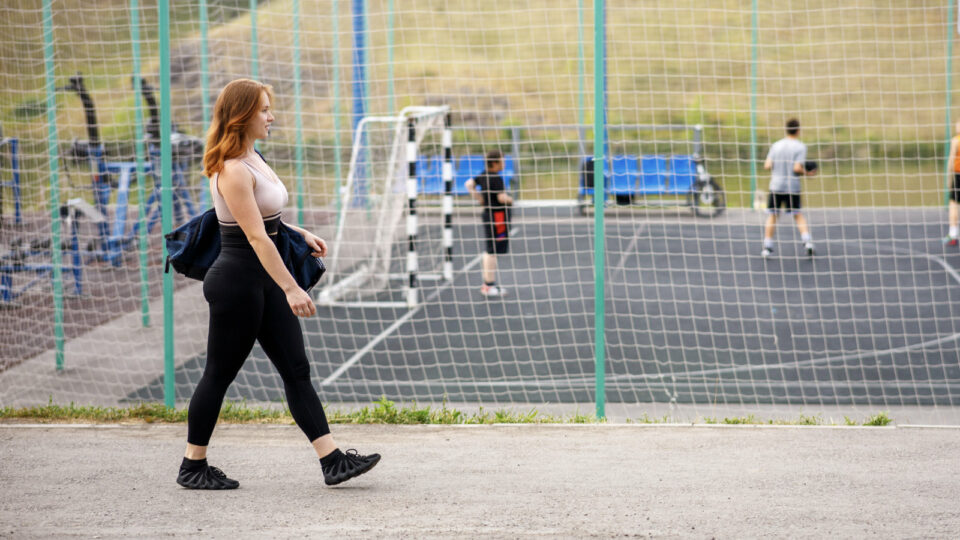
[
  {"xmin": 59, "ymin": 73, "xmax": 113, "ymax": 254},
  {"xmin": 0, "ymin": 198, "xmax": 101, "ymax": 304},
  {"xmin": 577, "ymin": 125, "xmax": 726, "ymax": 217},
  {"xmin": 58, "ymin": 73, "xmax": 203, "ymax": 266},
  {"xmin": 102, "ymin": 77, "xmax": 203, "ymax": 265},
  {"xmin": 0, "ymin": 124, "xmax": 21, "ymax": 228},
  {"xmin": 1, "ymin": 72, "xmax": 205, "ymax": 305},
  {"xmin": 0, "ymin": 117, "xmax": 92, "ymax": 305}
]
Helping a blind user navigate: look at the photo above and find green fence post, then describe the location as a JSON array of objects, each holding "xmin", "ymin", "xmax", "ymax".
[
  {"xmin": 362, "ymin": 0, "xmax": 370, "ymax": 114},
  {"xmin": 199, "ymin": 0, "xmax": 211, "ymax": 203},
  {"xmin": 200, "ymin": 0, "xmax": 210, "ymax": 128},
  {"xmin": 387, "ymin": 0, "xmax": 395, "ymax": 113},
  {"xmin": 42, "ymin": 0, "xmax": 65, "ymax": 370},
  {"xmin": 130, "ymin": 0, "xmax": 150, "ymax": 327},
  {"xmin": 332, "ymin": 0, "xmax": 344, "ymax": 219},
  {"xmin": 250, "ymin": 0, "xmax": 259, "ymax": 80},
  {"xmin": 749, "ymin": 0, "xmax": 759, "ymax": 208},
  {"xmin": 577, "ymin": 0, "xmax": 586, "ymax": 151},
  {"xmin": 945, "ymin": 0, "xmax": 955, "ymax": 206},
  {"xmin": 159, "ymin": 0, "xmax": 175, "ymax": 408},
  {"xmin": 593, "ymin": 0, "xmax": 606, "ymax": 420},
  {"xmin": 293, "ymin": 0, "xmax": 305, "ymax": 225}
]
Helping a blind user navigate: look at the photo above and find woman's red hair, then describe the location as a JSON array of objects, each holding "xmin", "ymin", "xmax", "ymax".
[{"xmin": 202, "ymin": 79, "xmax": 274, "ymax": 177}]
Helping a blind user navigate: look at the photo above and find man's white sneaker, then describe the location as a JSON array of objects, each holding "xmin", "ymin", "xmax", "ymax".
[
  {"xmin": 481, "ymin": 284, "xmax": 505, "ymax": 297},
  {"xmin": 805, "ymin": 242, "xmax": 815, "ymax": 257},
  {"xmin": 761, "ymin": 247, "xmax": 772, "ymax": 259}
]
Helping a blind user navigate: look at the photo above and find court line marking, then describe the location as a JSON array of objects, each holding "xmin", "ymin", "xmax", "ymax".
[
  {"xmin": 317, "ymin": 376, "xmax": 960, "ymax": 391},
  {"xmin": 323, "ymin": 223, "xmax": 960, "ymax": 389},
  {"xmin": 609, "ymin": 240, "xmax": 960, "ymax": 383},
  {"xmin": 623, "ymin": 333, "xmax": 960, "ymax": 383},
  {"xmin": 321, "ymin": 226, "xmax": 521, "ymax": 387},
  {"xmin": 373, "ymin": 236, "xmax": 960, "ymax": 389},
  {"xmin": 514, "ymin": 199, "xmax": 577, "ymax": 208},
  {"xmin": 608, "ymin": 222, "xmax": 646, "ymax": 284},
  {"xmin": 883, "ymin": 243, "xmax": 960, "ymax": 284}
]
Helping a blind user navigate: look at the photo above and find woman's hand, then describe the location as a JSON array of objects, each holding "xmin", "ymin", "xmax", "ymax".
[
  {"xmin": 302, "ymin": 232, "xmax": 328, "ymax": 258},
  {"xmin": 286, "ymin": 286, "xmax": 316, "ymax": 318}
]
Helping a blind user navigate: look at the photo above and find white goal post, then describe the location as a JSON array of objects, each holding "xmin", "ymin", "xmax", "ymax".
[{"xmin": 316, "ymin": 106, "xmax": 453, "ymax": 308}]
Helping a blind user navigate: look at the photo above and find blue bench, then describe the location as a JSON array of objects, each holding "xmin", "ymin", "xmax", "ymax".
[
  {"xmin": 417, "ymin": 156, "xmax": 444, "ymax": 195},
  {"xmin": 668, "ymin": 155, "xmax": 696, "ymax": 195},
  {"xmin": 418, "ymin": 155, "xmax": 514, "ymax": 195},
  {"xmin": 579, "ymin": 155, "xmax": 696, "ymax": 198},
  {"xmin": 453, "ymin": 155, "xmax": 485, "ymax": 195},
  {"xmin": 639, "ymin": 155, "xmax": 668, "ymax": 194},
  {"xmin": 609, "ymin": 156, "xmax": 638, "ymax": 196},
  {"xmin": 502, "ymin": 155, "xmax": 516, "ymax": 186}
]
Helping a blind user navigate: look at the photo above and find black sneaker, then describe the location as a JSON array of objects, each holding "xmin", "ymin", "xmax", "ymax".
[
  {"xmin": 322, "ymin": 449, "xmax": 381, "ymax": 486},
  {"xmin": 177, "ymin": 463, "xmax": 240, "ymax": 490}
]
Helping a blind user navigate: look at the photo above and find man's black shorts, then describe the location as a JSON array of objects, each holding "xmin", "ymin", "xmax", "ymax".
[
  {"xmin": 951, "ymin": 174, "xmax": 960, "ymax": 203},
  {"xmin": 767, "ymin": 192, "xmax": 802, "ymax": 214},
  {"xmin": 482, "ymin": 209, "xmax": 510, "ymax": 255}
]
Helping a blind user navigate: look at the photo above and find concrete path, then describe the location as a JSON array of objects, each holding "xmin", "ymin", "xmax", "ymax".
[{"xmin": 1, "ymin": 423, "xmax": 957, "ymax": 538}]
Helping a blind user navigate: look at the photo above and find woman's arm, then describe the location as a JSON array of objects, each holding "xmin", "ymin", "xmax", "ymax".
[
  {"xmin": 218, "ymin": 160, "xmax": 316, "ymax": 316},
  {"xmin": 285, "ymin": 222, "xmax": 327, "ymax": 258}
]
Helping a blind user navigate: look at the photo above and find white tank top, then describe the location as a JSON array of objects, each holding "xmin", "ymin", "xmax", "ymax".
[{"xmin": 211, "ymin": 159, "xmax": 289, "ymax": 225}]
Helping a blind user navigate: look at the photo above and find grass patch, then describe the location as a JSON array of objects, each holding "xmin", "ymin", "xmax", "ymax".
[
  {"xmin": 721, "ymin": 414, "xmax": 760, "ymax": 425},
  {"xmin": 0, "ymin": 399, "xmax": 896, "ymax": 426},
  {"xmin": 327, "ymin": 397, "xmax": 593, "ymax": 425},
  {"xmin": 863, "ymin": 411, "xmax": 893, "ymax": 427},
  {"xmin": 631, "ymin": 412, "xmax": 894, "ymax": 426},
  {"xmin": 0, "ymin": 397, "xmax": 601, "ymax": 425}
]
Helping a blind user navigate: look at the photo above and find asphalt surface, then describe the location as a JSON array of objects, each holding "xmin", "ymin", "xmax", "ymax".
[
  {"xmin": 1, "ymin": 423, "xmax": 958, "ymax": 538},
  {"xmin": 129, "ymin": 207, "xmax": 960, "ymax": 408}
]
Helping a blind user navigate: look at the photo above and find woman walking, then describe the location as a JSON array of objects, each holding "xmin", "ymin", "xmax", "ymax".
[{"xmin": 177, "ymin": 79, "xmax": 379, "ymax": 489}]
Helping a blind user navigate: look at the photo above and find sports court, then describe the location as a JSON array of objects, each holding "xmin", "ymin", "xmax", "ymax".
[
  {"xmin": 126, "ymin": 206, "xmax": 960, "ymax": 410},
  {"xmin": 7, "ymin": 2, "xmax": 960, "ymax": 536}
]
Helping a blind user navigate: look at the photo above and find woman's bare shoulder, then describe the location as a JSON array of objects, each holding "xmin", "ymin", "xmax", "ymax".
[
  {"xmin": 217, "ymin": 159, "xmax": 255, "ymax": 193},
  {"xmin": 220, "ymin": 159, "xmax": 253, "ymax": 180}
]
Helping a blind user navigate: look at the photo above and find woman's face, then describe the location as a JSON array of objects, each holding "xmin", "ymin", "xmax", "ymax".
[{"xmin": 247, "ymin": 91, "xmax": 274, "ymax": 141}]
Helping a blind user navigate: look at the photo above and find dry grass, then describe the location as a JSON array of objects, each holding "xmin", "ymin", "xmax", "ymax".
[{"xmin": 0, "ymin": 0, "xmax": 954, "ymax": 204}]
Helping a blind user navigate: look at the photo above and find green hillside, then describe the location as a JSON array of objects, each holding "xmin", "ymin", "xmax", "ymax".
[{"xmin": 0, "ymin": 0, "xmax": 955, "ymax": 206}]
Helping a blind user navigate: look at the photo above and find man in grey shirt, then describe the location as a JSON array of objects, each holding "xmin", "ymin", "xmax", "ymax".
[{"xmin": 762, "ymin": 118, "xmax": 817, "ymax": 258}]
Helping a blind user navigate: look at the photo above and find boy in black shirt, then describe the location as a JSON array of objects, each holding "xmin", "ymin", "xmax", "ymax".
[{"xmin": 465, "ymin": 150, "xmax": 513, "ymax": 297}]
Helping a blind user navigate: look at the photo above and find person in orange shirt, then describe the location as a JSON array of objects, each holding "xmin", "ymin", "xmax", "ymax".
[
  {"xmin": 946, "ymin": 121, "xmax": 960, "ymax": 246},
  {"xmin": 465, "ymin": 150, "xmax": 513, "ymax": 297}
]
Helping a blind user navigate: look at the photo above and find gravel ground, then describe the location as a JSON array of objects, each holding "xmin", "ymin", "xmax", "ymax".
[{"xmin": 0, "ymin": 423, "xmax": 958, "ymax": 538}]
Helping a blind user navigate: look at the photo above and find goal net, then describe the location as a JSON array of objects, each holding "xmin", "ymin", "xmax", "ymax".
[
  {"xmin": 2, "ymin": 1, "xmax": 960, "ymax": 425},
  {"xmin": 317, "ymin": 106, "xmax": 450, "ymax": 308}
]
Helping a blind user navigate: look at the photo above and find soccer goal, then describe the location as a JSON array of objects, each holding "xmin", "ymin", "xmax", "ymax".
[{"xmin": 316, "ymin": 106, "xmax": 453, "ymax": 308}]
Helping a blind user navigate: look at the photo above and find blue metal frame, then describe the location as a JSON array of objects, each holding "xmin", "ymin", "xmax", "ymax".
[
  {"xmin": 1, "ymin": 206, "xmax": 86, "ymax": 303},
  {"xmin": 0, "ymin": 137, "xmax": 22, "ymax": 225},
  {"xmin": 103, "ymin": 154, "xmax": 197, "ymax": 265}
]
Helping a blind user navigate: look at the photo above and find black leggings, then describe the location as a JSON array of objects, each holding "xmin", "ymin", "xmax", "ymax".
[{"xmin": 186, "ymin": 234, "xmax": 330, "ymax": 446}]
